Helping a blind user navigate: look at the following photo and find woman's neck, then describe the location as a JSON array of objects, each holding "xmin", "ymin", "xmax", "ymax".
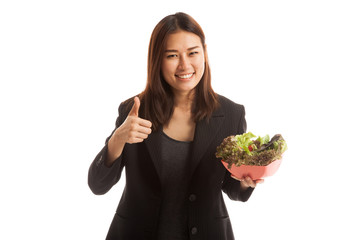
[{"xmin": 173, "ymin": 90, "xmax": 194, "ymax": 112}]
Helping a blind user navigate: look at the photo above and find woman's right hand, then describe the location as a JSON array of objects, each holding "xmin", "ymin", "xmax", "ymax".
[{"xmin": 106, "ymin": 97, "xmax": 152, "ymax": 166}]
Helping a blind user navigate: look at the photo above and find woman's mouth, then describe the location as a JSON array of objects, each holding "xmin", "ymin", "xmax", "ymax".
[{"xmin": 175, "ymin": 73, "xmax": 194, "ymax": 80}]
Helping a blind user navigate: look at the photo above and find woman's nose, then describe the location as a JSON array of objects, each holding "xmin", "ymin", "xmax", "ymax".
[{"xmin": 178, "ymin": 55, "xmax": 191, "ymax": 71}]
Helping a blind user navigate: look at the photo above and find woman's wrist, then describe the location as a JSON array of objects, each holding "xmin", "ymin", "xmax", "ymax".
[
  {"xmin": 106, "ymin": 133, "xmax": 125, "ymax": 167},
  {"xmin": 240, "ymin": 181, "xmax": 251, "ymax": 192}
]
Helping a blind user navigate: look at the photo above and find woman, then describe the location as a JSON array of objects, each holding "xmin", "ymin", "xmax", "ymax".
[{"xmin": 88, "ymin": 12, "xmax": 263, "ymax": 240}]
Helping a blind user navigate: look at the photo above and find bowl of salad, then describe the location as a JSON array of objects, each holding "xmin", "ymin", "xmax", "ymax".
[{"xmin": 216, "ymin": 132, "xmax": 287, "ymax": 180}]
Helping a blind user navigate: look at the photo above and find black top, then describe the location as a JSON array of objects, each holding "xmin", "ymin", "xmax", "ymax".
[{"xmin": 157, "ymin": 130, "xmax": 192, "ymax": 240}]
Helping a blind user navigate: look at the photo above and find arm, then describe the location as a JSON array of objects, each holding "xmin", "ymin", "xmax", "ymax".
[
  {"xmin": 88, "ymin": 97, "xmax": 152, "ymax": 195},
  {"xmin": 87, "ymin": 102, "xmax": 127, "ymax": 195}
]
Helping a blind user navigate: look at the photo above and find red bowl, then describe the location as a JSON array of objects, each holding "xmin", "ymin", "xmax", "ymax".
[{"xmin": 221, "ymin": 158, "xmax": 282, "ymax": 180}]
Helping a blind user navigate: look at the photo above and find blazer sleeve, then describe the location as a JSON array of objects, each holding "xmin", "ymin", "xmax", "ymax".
[
  {"xmin": 88, "ymin": 102, "xmax": 127, "ymax": 195},
  {"xmin": 221, "ymin": 104, "xmax": 255, "ymax": 202}
]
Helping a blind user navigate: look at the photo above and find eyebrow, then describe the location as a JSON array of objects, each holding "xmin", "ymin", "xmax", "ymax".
[{"xmin": 164, "ymin": 46, "xmax": 200, "ymax": 53}]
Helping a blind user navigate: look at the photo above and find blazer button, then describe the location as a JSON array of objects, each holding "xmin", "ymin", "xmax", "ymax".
[
  {"xmin": 189, "ymin": 194, "xmax": 197, "ymax": 202},
  {"xmin": 191, "ymin": 227, "xmax": 198, "ymax": 235}
]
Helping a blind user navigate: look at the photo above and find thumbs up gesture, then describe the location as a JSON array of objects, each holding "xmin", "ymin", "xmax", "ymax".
[
  {"xmin": 106, "ymin": 97, "xmax": 152, "ymax": 166},
  {"xmin": 118, "ymin": 96, "xmax": 152, "ymax": 144}
]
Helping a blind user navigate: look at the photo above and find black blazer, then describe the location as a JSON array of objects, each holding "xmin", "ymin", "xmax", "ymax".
[{"xmin": 88, "ymin": 95, "xmax": 254, "ymax": 240}]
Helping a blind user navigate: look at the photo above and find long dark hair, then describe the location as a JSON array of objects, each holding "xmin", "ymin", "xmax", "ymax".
[{"xmin": 138, "ymin": 12, "xmax": 218, "ymax": 131}]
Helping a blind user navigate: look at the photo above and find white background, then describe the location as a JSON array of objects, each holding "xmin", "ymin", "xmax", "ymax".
[{"xmin": 1, "ymin": 0, "xmax": 359, "ymax": 239}]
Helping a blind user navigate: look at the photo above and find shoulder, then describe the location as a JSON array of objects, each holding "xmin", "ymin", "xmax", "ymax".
[
  {"xmin": 215, "ymin": 94, "xmax": 247, "ymax": 133},
  {"xmin": 216, "ymin": 94, "xmax": 245, "ymax": 115},
  {"xmin": 119, "ymin": 96, "xmax": 135, "ymax": 112},
  {"xmin": 114, "ymin": 95, "xmax": 140, "ymax": 127},
  {"xmin": 117, "ymin": 94, "xmax": 142, "ymax": 116}
]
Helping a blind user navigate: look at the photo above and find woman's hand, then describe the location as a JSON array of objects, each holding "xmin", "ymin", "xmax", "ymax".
[
  {"xmin": 115, "ymin": 96, "xmax": 152, "ymax": 144},
  {"xmin": 231, "ymin": 175, "xmax": 264, "ymax": 190},
  {"xmin": 106, "ymin": 97, "xmax": 152, "ymax": 166}
]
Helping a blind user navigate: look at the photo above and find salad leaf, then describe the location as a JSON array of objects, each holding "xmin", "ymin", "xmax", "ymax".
[
  {"xmin": 234, "ymin": 132, "xmax": 256, "ymax": 155},
  {"xmin": 257, "ymin": 134, "xmax": 270, "ymax": 146}
]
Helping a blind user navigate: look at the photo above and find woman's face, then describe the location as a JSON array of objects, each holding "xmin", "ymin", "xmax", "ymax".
[{"xmin": 161, "ymin": 30, "xmax": 205, "ymax": 96}]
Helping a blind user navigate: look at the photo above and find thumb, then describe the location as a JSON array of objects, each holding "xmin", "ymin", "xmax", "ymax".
[{"xmin": 129, "ymin": 96, "xmax": 140, "ymax": 117}]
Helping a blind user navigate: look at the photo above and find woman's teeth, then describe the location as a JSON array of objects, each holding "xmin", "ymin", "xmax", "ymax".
[{"xmin": 177, "ymin": 73, "xmax": 193, "ymax": 79}]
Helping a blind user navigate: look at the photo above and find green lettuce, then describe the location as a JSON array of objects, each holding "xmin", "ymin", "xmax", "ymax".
[{"xmin": 234, "ymin": 132, "xmax": 256, "ymax": 155}]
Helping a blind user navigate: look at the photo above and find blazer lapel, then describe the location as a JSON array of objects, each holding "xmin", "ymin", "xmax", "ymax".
[
  {"xmin": 144, "ymin": 130, "xmax": 163, "ymax": 179},
  {"xmin": 189, "ymin": 107, "xmax": 224, "ymax": 178}
]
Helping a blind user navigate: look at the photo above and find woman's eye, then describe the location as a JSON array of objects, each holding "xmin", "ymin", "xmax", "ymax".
[
  {"xmin": 167, "ymin": 54, "xmax": 177, "ymax": 58},
  {"xmin": 189, "ymin": 51, "xmax": 198, "ymax": 56}
]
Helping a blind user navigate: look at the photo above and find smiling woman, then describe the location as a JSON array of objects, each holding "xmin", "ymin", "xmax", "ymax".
[{"xmin": 88, "ymin": 12, "xmax": 260, "ymax": 240}]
